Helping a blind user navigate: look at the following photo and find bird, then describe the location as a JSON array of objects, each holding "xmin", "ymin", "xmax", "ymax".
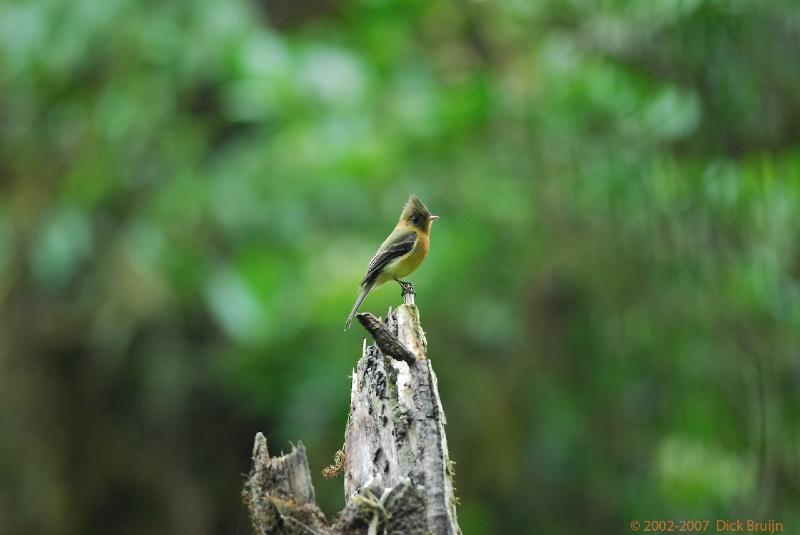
[{"xmin": 344, "ymin": 195, "xmax": 439, "ymax": 331}]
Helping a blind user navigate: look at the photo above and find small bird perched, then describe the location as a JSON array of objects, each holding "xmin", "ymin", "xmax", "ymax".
[{"xmin": 344, "ymin": 195, "xmax": 439, "ymax": 331}]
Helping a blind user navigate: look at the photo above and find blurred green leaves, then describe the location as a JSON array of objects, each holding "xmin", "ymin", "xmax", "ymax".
[
  {"xmin": 30, "ymin": 206, "xmax": 92, "ymax": 290},
  {"xmin": 1, "ymin": 0, "xmax": 799, "ymax": 534},
  {"xmin": 657, "ymin": 436, "xmax": 756, "ymax": 509}
]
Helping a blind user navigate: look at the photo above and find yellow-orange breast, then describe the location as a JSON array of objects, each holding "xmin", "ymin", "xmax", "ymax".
[{"xmin": 377, "ymin": 232, "xmax": 430, "ymax": 284}]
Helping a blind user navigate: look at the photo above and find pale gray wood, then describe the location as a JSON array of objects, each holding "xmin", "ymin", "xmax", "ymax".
[
  {"xmin": 344, "ymin": 291, "xmax": 461, "ymax": 535},
  {"xmin": 244, "ymin": 290, "xmax": 461, "ymax": 535},
  {"xmin": 243, "ymin": 433, "xmax": 332, "ymax": 535}
]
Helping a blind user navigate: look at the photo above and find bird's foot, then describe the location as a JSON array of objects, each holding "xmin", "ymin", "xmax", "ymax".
[{"xmin": 397, "ymin": 280, "xmax": 415, "ymax": 297}]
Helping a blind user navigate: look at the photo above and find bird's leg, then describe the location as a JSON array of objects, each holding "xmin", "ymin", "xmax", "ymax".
[{"xmin": 395, "ymin": 279, "xmax": 415, "ymax": 297}]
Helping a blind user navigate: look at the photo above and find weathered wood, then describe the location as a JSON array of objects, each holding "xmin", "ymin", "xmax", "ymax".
[
  {"xmin": 355, "ymin": 312, "xmax": 416, "ymax": 365},
  {"xmin": 345, "ymin": 290, "xmax": 460, "ymax": 535},
  {"xmin": 243, "ymin": 433, "xmax": 332, "ymax": 535},
  {"xmin": 244, "ymin": 289, "xmax": 461, "ymax": 535}
]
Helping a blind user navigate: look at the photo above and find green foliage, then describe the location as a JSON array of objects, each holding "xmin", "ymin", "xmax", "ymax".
[{"xmin": 1, "ymin": 0, "xmax": 799, "ymax": 533}]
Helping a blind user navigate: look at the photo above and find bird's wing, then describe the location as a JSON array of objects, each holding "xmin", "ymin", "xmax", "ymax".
[{"xmin": 360, "ymin": 230, "xmax": 417, "ymax": 286}]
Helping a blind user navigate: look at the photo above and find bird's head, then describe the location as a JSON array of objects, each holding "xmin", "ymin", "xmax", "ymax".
[{"xmin": 400, "ymin": 194, "xmax": 439, "ymax": 233}]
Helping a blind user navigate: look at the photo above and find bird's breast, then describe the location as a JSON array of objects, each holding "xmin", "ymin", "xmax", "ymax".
[{"xmin": 380, "ymin": 234, "xmax": 429, "ymax": 281}]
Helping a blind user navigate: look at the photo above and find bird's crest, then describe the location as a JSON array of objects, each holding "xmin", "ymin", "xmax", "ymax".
[{"xmin": 400, "ymin": 194, "xmax": 430, "ymax": 220}]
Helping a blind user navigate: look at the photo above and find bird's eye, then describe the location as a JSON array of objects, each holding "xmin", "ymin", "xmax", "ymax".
[{"xmin": 411, "ymin": 215, "xmax": 420, "ymax": 224}]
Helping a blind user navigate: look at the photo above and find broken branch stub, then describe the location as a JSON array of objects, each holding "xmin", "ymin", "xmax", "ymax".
[
  {"xmin": 243, "ymin": 294, "xmax": 461, "ymax": 535},
  {"xmin": 243, "ymin": 433, "xmax": 332, "ymax": 535},
  {"xmin": 345, "ymin": 301, "xmax": 460, "ymax": 535}
]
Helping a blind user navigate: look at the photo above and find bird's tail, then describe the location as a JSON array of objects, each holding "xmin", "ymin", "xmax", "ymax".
[{"xmin": 344, "ymin": 283, "xmax": 374, "ymax": 331}]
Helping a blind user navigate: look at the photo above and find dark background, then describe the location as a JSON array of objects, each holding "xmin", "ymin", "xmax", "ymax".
[{"xmin": 1, "ymin": 0, "xmax": 799, "ymax": 533}]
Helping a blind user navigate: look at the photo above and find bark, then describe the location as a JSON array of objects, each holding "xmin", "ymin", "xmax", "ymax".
[{"xmin": 243, "ymin": 290, "xmax": 461, "ymax": 535}]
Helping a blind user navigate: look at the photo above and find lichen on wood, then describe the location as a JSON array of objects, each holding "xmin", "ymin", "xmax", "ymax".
[
  {"xmin": 243, "ymin": 433, "xmax": 332, "ymax": 535},
  {"xmin": 243, "ymin": 289, "xmax": 461, "ymax": 534}
]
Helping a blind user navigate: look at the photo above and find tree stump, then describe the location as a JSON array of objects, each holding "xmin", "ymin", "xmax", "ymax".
[{"xmin": 243, "ymin": 291, "xmax": 461, "ymax": 535}]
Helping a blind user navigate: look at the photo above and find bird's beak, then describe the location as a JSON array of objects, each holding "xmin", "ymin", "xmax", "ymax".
[{"xmin": 428, "ymin": 215, "xmax": 440, "ymax": 221}]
